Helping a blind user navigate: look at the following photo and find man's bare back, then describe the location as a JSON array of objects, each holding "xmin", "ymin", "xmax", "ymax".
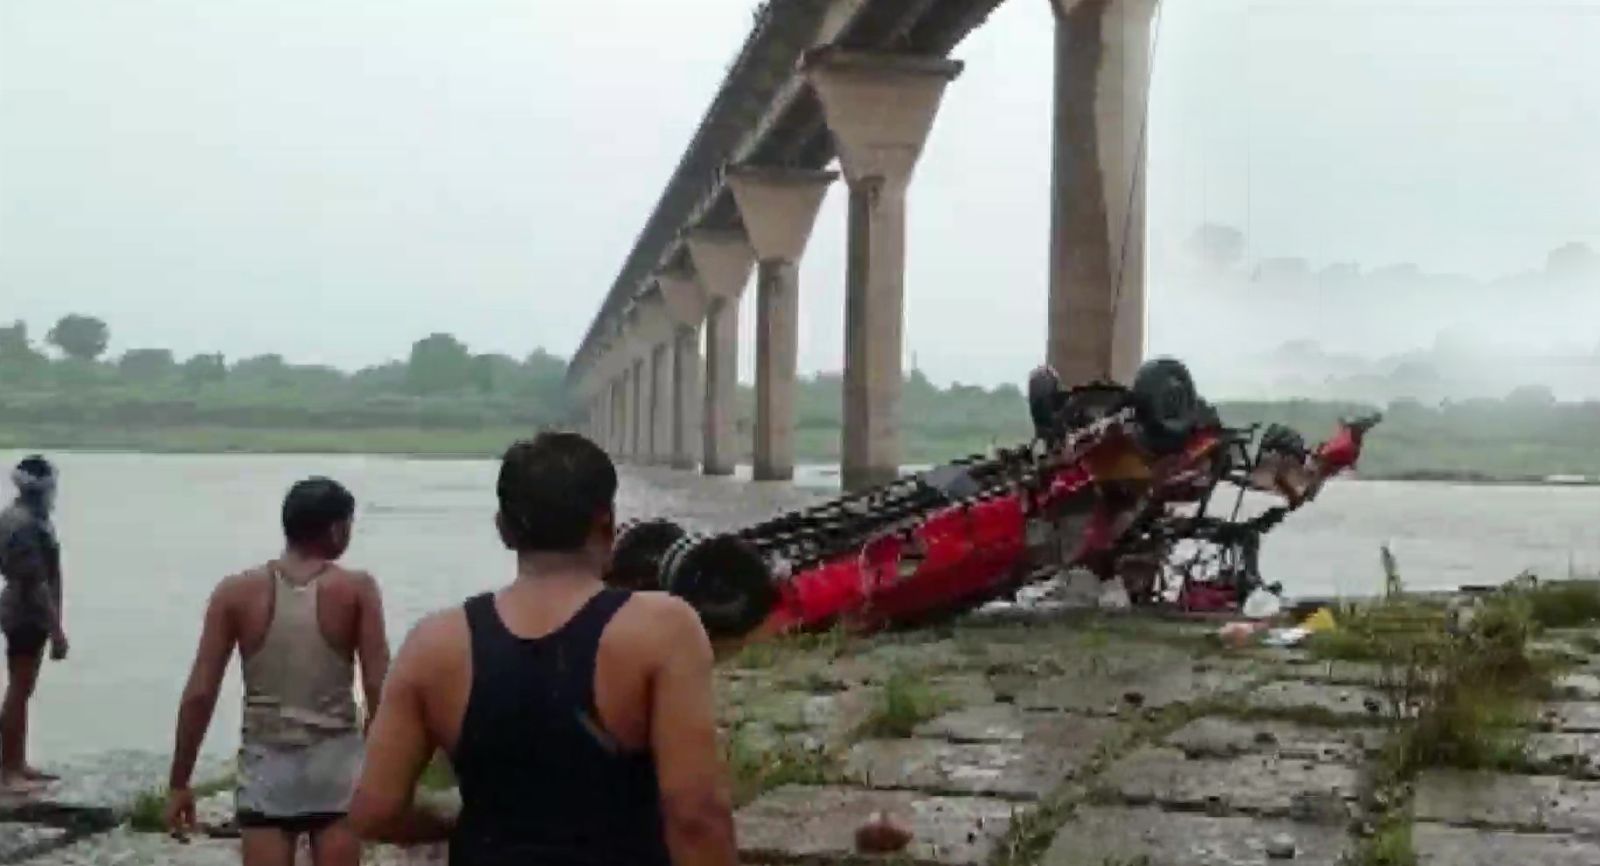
[{"xmin": 218, "ymin": 562, "xmax": 384, "ymax": 670}]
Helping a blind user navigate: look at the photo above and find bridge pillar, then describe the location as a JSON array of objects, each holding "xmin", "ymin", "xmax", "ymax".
[
  {"xmin": 650, "ymin": 341, "xmax": 672, "ymax": 464},
  {"xmin": 1047, "ymin": 0, "xmax": 1156, "ymax": 386},
  {"xmin": 685, "ymin": 229, "xmax": 756, "ymax": 477},
  {"xmin": 611, "ymin": 373, "xmax": 627, "ymax": 457},
  {"xmin": 659, "ymin": 270, "xmax": 707, "ymax": 471},
  {"xmin": 631, "ymin": 297, "xmax": 671, "ymax": 464},
  {"xmin": 630, "ymin": 355, "xmax": 646, "ymax": 461},
  {"xmin": 803, "ymin": 49, "xmax": 963, "ymax": 491},
  {"xmin": 616, "ymin": 364, "xmax": 632, "ymax": 460},
  {"xmin": 727, "ymin": 166, "xmax": 837, "ymax": 482}
]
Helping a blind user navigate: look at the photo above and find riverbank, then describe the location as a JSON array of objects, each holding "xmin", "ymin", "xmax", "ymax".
[
  {"xmin": 6, "ymin": 429, "xmax": 1600, "ymax": 488},
  {"xmin": 8, "ymin": 580, "xmax": 1600, "ymax": 865}
]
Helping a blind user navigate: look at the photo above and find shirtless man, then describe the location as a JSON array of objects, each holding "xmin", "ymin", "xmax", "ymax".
[
  {"xmin": 347, "ymin": 432, "xmax": 737, "ymax": 866},
  {"xmin": 165, "ymin": 477, "xmax": 390, "ymax": 866},
  {"xmin": 0, "ymin": 456, "xmax": 69, "ymax": 789}
]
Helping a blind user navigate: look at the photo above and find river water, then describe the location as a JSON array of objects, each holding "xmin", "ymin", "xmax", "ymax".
[{"xmin": 3, "ymin": 450, "xmax": 1599, "ymax": 762}]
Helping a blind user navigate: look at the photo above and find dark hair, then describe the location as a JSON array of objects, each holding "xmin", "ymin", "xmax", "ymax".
[
  {"xmin": 281, "ymin": 477, "xmax": 356, "ymax": 546},
  {"xmin": 15, "ymin": 455, "xmax": 53, "ymax": 478},
  {"xmin": 497, "ymin": 432, "xmax": 616, "ymax": 552}
]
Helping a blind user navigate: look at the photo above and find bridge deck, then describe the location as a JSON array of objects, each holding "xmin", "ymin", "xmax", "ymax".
[{"xmin": 570, "ymin": 0, "xmax": 1007, "ymax": 382}]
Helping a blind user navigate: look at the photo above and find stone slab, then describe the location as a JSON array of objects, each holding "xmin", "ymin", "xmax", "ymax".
[
  {"xmin": 844, "ymin": 738, "xmax": 1077, "ymax": 800},
  {"xmin": 1019, "ymin": 663, "xmax": 1238, "ymax": 716},
  {"xmin": 1098, "ymin": 747, "xmax": 1360, "ymax": 822},
  {"xmin": 1277, "ymin": 659, "xmax": 1391, "ymax": 687},
  {"xmin": 25, "ymin": 827, "xmax": 242, "ymax": 866},
  {"xmin": 735, "ymin": 784, "xmax": 1014, "ymax": 866},
  {"xmin": 1555, "ymin": 673, "xmax": 1600, "ymax": 701},
  {"xmin": 1527, "ymin": 732, "xmax": 1600, "ymax": 779},
  {"xmin": 1414, "ymin": 823, "xmax": 1600, "ymax": 866},
  {"xmin": 1246, "ymin": 680, "xmax": 1395, "ymax": 721},
  {"xmin": 720, "ymin": 687, "xmax": 876, "ymax": 745},
  {"xmin": 1414, "ymin": 769, "xmax": 1600, "ymax": 834},
  {"xmin": 0, "ymin": 751, "xmax": 232, "ymax": 822},
  {"xmin": 1540, "ymin": 702, "xmax": 1600, "ymax": 733},
  {"xmin": 0, "ymin": 821, "xmax": 69, "ymax": 860},
  {"xmin": 914, "ymin": 704, "xmax": 1120, "ymax": 752},
  {"xmin": 1164, "ymin": 716, "xmax": 1385, "ymax": 765},
  {"xmin": 1043, "ymin": 806, "xmax": 1353, "ymax": 866}
]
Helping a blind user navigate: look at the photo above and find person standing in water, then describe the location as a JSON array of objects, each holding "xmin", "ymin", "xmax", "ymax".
[
  {"xmin": 166, "ymin": 477, "xmax": 391, "ymax": 866},
  {"xmin": 0, "ymin": 455, "xmax": 69, "ymax": 789},
  {"xmin": 347, "ymin": 432, "xmax": 737, "ymax": 866}
]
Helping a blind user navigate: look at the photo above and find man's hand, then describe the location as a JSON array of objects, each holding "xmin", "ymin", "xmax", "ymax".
[
  {"xmin": 49, "ymin": 631, "xmax": 68, "ymax": 661},
  {"xmin": 165, "ymin": 787, "xmax": 196, "ymax": 840}
]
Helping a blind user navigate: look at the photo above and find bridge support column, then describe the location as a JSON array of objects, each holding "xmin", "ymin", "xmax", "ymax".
[
  {"xmin": 660, "ymin": 270, "xmax": 708, "ymax": 471},
  {"xmin": 728, "ymin": 166, "xmax": 837, "ymax": 482},
  {"xmin": 686, "ymin": 230, "xmax": 755, "ymax": 477},
  {"xmin": 629, "ymin": 356, "xmax": 645, "ymax": 461},
  {"xmin": 611, "ymin": 374, "xmax": 624, "ymax": 454},
  {"xmin": 650, "ymin": 341, "xmax": 672, "ymax": 464},
  {"xmin": 804, "ymin": 49, "xmax": 963, "ymax": 491},
  {"xmin": 615, "ymin": 367, "xmax": 630, "ymax": 459},
  {"xmin": 1047, "ymin": 0, "xmax": 1156, "ymax": 386}
]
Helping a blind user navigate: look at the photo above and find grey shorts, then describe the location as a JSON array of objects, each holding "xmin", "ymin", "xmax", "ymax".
[{"xmin": 236, "ymin": 731, "xmax": 365, "ymax": 826}]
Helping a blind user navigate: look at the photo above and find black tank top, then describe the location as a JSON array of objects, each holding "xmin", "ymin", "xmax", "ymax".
[{"xmin": 450, "ymin": 588, "xmax": 670, "ymax": 866}]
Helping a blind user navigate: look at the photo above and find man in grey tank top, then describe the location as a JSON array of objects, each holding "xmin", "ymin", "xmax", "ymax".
[{"xmin": 164, "ymin": 478, "xmax": 392, "ymax": 866}]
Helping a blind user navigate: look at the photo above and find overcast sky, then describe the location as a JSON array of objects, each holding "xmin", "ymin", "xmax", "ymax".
[{"xmin": 3, "ymin": 0, "xmax": 1597, "ymax": 387}]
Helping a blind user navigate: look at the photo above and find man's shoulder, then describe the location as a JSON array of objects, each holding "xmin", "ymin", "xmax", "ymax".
[
  {"xmin": 0, "ymin": 504, "xmax": 42, "ymax": 541},
  {"xmin": 615, "ymin": 590, "xmax": 708, "ymax": 649},
  {"xmin": 621, "ymin": 590, "xmax": 700, "ymax": 623},
  {"xmin": 405, "ymin": 606, "xmax": 469, "ymax": 651},
  {"xmin": 392, "ymin": 606, "xmax": 470, "ymax": 681},
  {"xmin": 214, "ymin": 564, "xmax": 276, "ymax": 601},
  {"xmin": 327, "ymin": 565, "xmax": 380, "ymax": 596}
]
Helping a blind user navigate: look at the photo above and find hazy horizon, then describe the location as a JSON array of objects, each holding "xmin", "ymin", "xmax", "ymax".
[{"xmin": 4, "ymin": 0, "xmax": 1597, "ymax": 392}]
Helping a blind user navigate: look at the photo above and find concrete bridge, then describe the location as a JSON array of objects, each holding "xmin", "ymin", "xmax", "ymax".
[{"xmin": 566, "ymin": 0, "xmax": 1157, "ymax": 490}]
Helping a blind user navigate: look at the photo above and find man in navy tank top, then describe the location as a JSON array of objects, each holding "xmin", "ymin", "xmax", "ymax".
[{"xmin": 348, "ymin": 432, "xmax": 737, "ymax": 866}]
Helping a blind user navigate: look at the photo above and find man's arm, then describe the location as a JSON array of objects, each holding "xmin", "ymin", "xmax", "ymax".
[
  {"xmin": 347, "ymin": 618, "xmax": 454, "ymax": 844},
  {"xmin": 354, "ymin": 573, "xmax": 391, "ymax": 724},
  {"xmin": 165, "ymin": 581, "xmax": 236, "ymax": 835},
  {"xmin": 649, "ymin": 598, "xmax": 738, "ymax": 866}
]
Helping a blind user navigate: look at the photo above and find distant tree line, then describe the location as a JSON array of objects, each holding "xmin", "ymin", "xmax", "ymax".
[{"xmin": 0, "ymin": 314, "xmax": 571, "ymax": 427}]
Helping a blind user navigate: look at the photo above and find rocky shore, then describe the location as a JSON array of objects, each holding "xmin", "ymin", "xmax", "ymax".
[{"xmin": 7, "ymin": 591, "xmax": 1600, "ymax": 865}]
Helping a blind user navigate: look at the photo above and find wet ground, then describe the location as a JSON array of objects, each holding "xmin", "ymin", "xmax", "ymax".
[{"xmin": 9, "ymin": 600, "xmax": 1600, "ymax": 865}]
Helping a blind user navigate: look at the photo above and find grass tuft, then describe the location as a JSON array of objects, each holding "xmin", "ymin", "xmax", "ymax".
[
  {"xmin": 1521, "ymin": 579, "xmax": 1600, "ymax": 629},
  {"xmin": 855, "ymin": 668, "xmax": 951, "ymax": 739},
  {"xmin": 724, "ymin": 727, "xmax": 834, "ymax": 806}
]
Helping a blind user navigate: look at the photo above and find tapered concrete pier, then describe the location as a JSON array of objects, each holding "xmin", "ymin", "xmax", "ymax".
[
  {"xmin": 685, "ymin": 229, "xmax": 756, "ymax": 477},
  {"xmin": 659, "ymin": 268, "xmax": 708, "ymax": 470},
  {"xmin": 1047, "ymin": 0, "xmax": 1157, "ymax": 386},
  {"xmin": 803, "ymin": 49, "xmax": 962, "ymax": 491},
  {"xmin": 727, "ymin": 166, "xmax": 837, "ymax": 482}
]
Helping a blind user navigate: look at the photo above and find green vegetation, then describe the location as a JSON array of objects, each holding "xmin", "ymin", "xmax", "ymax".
[
  {"xmin": 1522, "ymin": 579, "xmax": 1600, "ymax": 629},
  {"xmin": 1351, "ymin": 818, "xmax": 1416, "ymax": 866},
  {"xmin": 1325, "ymin": 570, "xmax": 1567, "ymax": 866},
  {"xmin": 7, "ymin": 313, "xmax": 1600, "ymax": 477},
  {"xmin": 0, "ymin": 315, "xmax": 572, "ymax": 458},
  {"xmin": 128, "ymin": 777, "xmax": 234, "ymax": 834},
  {"xmin": 723, "ymin": 727, "xmax": 834, "ymax": 806},
  {"xmin": 855, "ymin": 668, "xmax": 951, "ymax": 740}
]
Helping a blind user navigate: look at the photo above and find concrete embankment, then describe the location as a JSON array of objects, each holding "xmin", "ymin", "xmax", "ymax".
[{"xmin": 8, "ymin": 600, "xmax": 1600, "ymax": 865}]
